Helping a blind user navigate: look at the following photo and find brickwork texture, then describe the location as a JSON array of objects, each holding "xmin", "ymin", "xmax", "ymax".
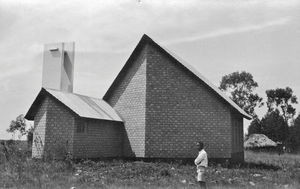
[
  {"xmin": 105, "ymin": 46, "xmax": 147, "ymax": 157},
  {"xmin": 105, "ymin": 40, "xmax": 244, "ymax": 161},
  {"xmin": 73, "ymin": 119, "xmax": 123, "ymax": 159},
  {"xmin": 33, "ymin": 96, "xmax": 124, "ymax": 159},
  {"xmin": 32, "ymin": 96, "xmax": 74, "ymax": 159},
  {"xmin": 32, "ymin": 36, "xmax": 245, "ymax": 162}
]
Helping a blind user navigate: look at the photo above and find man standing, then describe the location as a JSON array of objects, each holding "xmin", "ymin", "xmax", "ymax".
[{"xmin": 194, "ymin": 141, "xmax": 208, "ymax": 188}]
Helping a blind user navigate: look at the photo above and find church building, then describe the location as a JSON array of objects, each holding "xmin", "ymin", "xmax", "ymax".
[{"xmin": 25, "ymin": 34, "xmax": 251, "ymax": 162}]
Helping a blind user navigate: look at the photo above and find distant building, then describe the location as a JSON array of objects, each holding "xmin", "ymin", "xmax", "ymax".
[
  {"xmin": 244, "ymin": 134, "xmax": 277, "ymax": 148},
  {"xmin": 25, "ymin": 35, "xmax": 251, "ymax": 162}
]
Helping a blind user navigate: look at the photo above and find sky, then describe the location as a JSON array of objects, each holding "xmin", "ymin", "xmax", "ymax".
[{"xmin": 0, "ymin": 0, "xmax": 299, "ymax": 139}]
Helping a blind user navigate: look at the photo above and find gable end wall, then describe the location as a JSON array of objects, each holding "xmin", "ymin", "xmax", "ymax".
[{"xmin": 32, "ymin": 96, "xmax": 75, "ymax": 159}]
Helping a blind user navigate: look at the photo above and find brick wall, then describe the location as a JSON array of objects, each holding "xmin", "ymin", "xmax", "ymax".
[
  {"xmin": 32, "ymin": 97, "xmax": 48, "ymax": 158},
  {"xmin": 32, "ymin": 96, "xmax": 74, "ymax": 159},
  {"xmin": 32, "ymin": 95, "xmax": 125, "ymax": 159},
  {"xmin": 145, "ymin": 43, "xmax": 233, "ymax": 159},
  {"xmin": 104, "ymin": 40, "xmax": 245, "ymax": 160},
  {"xmin": 105, "ymin": 46, "xmax": 147, "ymax": 158},
  {"xmin": 44, "ymin": 96, "xmax": 75, "ymax": 159},
  {"xmin": 73, "ymin": 119, "xmax": 124, "ymax": 158}
]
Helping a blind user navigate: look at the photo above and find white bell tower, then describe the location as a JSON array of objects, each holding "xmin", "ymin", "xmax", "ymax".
[{"xmin": 42, "ymin": 42, "xmax": 75, "ymax": 92}]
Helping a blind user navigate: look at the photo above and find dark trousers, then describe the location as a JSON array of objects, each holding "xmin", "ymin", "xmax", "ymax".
[{"xmin": 198, "ymin": 181, "xmax": 206, "ymax": 188}]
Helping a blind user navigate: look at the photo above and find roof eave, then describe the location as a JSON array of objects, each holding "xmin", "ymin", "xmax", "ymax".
[
  {"xmin": 26, "ymin": 88, "xmax": 124, "ymax": 122},
  {"xmin": 147, "ymin": 36, "xmax": 253, "ymax": 120},
  {"xmin": 24, "ymin": 88, "xmax": 47, "ymax": 120},
  {"xmin": 243, "ymin": 113, "xmax": 252, "ymax": 120},
  {"xmin": 103, "ymin": 34, "xmax": 253, "ymax": 120},
  {"xmin": 103, "ymin": 34, "xmax": 151, "ymax": 101}
]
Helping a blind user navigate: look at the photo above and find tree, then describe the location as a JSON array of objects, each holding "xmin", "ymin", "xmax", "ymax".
[
  {"xmin": 26, "ymin": 126, "xmax": 34, "ymax": 146},
  {"xmin": 247, "ymin": 117, "xmax": 262, "ymax": 136},
  {"xmin": 286, "ymin": 114, "xmax": 300, "ymax": 152},
  {"xmin": 7, "ymin": 114, "xmax": 27, "ymax": 137},
  {"xmin": 7, "ymin": 114, "xmax": 33, "ymax": 140},
  {"xmin": 219, "ymin": 71, "xmax": 263, "ymax": 117},
  {"xmin": 266, "ymin": 87, "xmax": 298, "ymax": 124},
  {"xmin": 260, "ymin": 110, "xmax": 289, "ymax": 143}
]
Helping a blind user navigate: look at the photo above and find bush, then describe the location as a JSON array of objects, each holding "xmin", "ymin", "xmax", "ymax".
[{"xmin": 0, "ymin": 141, "xmax": 75, "ymax": 188}]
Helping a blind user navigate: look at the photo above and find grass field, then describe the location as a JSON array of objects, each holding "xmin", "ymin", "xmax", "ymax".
[{"xmin": 0, "ymin": 142, "xmax": 299, "ymax": 188}]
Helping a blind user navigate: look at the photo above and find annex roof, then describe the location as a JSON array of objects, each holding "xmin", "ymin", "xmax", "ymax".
[
  {"xmin": 103, "ymin": 34, "xmax": 252, "ymax": 120},
  {"xmin": 244, "ymin": 134, "xmax": 277, "ymax": 148},
  {"xmin": 25, "ymin": 88, "xmax": 123, "ymax": 122}
]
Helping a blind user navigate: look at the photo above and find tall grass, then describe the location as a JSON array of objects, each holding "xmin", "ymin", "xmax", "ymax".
[
  {"xmin": 245, "ymin": 150, "xmax": 300, "ymax": 170},
  {"xmin": 0, "ymin": 142, "xmax": 299, "ymax": 189}
]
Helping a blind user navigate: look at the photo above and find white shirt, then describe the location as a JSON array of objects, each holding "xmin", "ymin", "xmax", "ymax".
[{"xmin": 194, "ymin": 149, "xmax": 208, "ymax": 168}]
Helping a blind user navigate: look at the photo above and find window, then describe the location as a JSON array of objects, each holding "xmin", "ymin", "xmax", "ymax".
[
  {"xmin": 76, "ymin": 125, "xmax": 84, "ymax": 133},
  {"xmin": 77, "ymin": 122, "xmax": 87, "ymax": 133}
]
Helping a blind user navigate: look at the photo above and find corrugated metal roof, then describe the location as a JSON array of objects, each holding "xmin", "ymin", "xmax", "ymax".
[
  {"xmin": 25, "ymin": 88, "xmax": 123, "ymax": 122},
  {"xmin": 104, "ymin": 34, "xmax": 252, "ymax": 120}
]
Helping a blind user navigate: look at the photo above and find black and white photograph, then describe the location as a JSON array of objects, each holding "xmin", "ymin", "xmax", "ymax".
[{"xmin": 0, "ymin": 0, "xmax": 299, "ymax": 188}]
